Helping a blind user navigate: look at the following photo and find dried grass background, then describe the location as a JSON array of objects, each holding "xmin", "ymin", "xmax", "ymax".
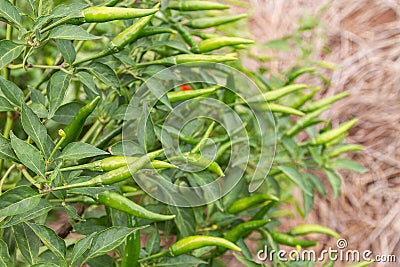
[{"xmin": 233, "ymin": 0, "xmax": 400, "ymax": 266}]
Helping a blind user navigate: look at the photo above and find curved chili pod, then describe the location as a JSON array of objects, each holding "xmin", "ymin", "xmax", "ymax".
[
  {"xmin": 227, "ymin": 194, "xmax": 279, "ymax": 214},
  {"xmin": 97, "ymin": 191, "xmax": 175, "ymax": 221},
  {"xmin": 60, "ymin": 96, "xmax": 100, "ymax": 149},
  {"xmin": 168, "ymin": 1, "xmax": 229, "ymax": 11},
  {"xmin": 169, "ymin": 235, "xmax": 241, "ymax": 256},
  {"xmin": 197, "ymin": 37, "xmax": 254, "ymax": 53},
  {"xmin": 82, "ymin": 7, "xmax": 158, "ymax": 23},
  {"xmin": 270, "ymin": 231, "xmax": 318, "ymax": 248}
]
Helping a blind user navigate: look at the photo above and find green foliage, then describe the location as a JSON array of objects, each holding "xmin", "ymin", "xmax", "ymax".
[{"xmin": 0, "ymin": 1, "xmax": 364, "ymax": 266}]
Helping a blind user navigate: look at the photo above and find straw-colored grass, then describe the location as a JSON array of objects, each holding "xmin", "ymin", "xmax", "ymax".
[{"xmin": 230, "ymin": 0, "xmax": 400, "ymax": 265}]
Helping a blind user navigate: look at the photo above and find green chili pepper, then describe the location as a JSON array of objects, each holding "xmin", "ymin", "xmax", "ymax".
[
  {"xmin": 169, "ymin": 153, "xmax": 224, "ymax": 177},
  {"xmin": 268, "ymin": 103, "xmax": 305, "ymax": 116},
  {"xmin": 218, "ymin": 220, "xmax": 271, "ymax": 253},
  {"xmin": 94, "ymin": 125, "xmax": 123, "ymax": 149},
  {"xmin": 93, "ymin": 150, "xmax": 163, "ymax": 185},
  {"xmin": 327, "ymin": 144, "xmax": 364, "ymax": 158},
  {"xmin": 98, "ymin": 191, "xmax": 175, "ymax": 221},
  {"xmin": 289, "ymin": 224, "xmax": 340, "ymax": 238},
  {"xmin": 103, "ymin": 0, "xmax": 122, "ymax": 7},
  {"xmin": 310, "ymin": 119, "xmax": 358, "ymax": 145},
  {"xmin": 169, "ymin": 235, "xmax": 241, "ymax": 256},
  {"xmin": 58, "ymin": 156, "xmax": 175, "ymax": 172},
  {"xmin": 286, "ymin": 67, "xmax": 316, "ymax": 84},
  {"xmin": 168, "ymin": 1, "xmax": 230, "ymax": 11},
  {"xmin": 227, "ymin": 194, "xmax": 279, "ymax": 214},
  {"xmin": 263, "ymin": 84, "xmax": 308, "ymax": 101},
  {"xmin": 190, "ymin": 31, "xmax": 219, "ymax": 40},
  {"xmin": 137, "ymin": 54, "xmax": 238, "ymax": 66},
  {"xmin": 167, "ymin": 86, "xmax": 220, "ymax": 103},
  {"xmin": 82, "ymin": 7, "xmax": 158, "ymax": 23},
  {"xmin": 285, "ymin": 106, "xmax": 330, "ymax": 137},
  {"xmin": 303, "ymin": 91, "xmax": 350, "ymax": 112},
  {"xmin": 60, "ymin": 96, "xmax": 100, "ymax": 149},
  {"xmin": 120, "ymin": 185, "xmax": 138, "ymax": 193},
  {"xmin": 110, "ymin": 10, "xmax": 158, "ymax": 52},
  {"xmin": 184, "ymin": 14, "xmax": 248, "ymax": 29},
  {"xmin": 292, "ymin": 86, "xmax": 321, "ymax": 109},
  {"xmin": 138, "ymin": 26, "xmax": 175, "ymax": 38},
  {"xmin": 270, "ymin": 231, "xmax": 318, "ymax": 248},
  {"xmin": 252, "ymin": 202, "xmax": 275, "ymax": 220},
  {"xmin": 48, "ymin": 150, "xmax": 164, "ymax": 192},
  {"xmin": 324, "ymin": 133, "xmax": 348, "ymax": 147},
  {"xmin": 197, "ymin": 37, "xmax": 254, "ymax": 53},
  {"xmin": 172, "ymin": 23, "xmax": 197, "ymax": 49},
  {"xmin": 121, "ymin": 216, "xmax": 140, "ymax": 267}
]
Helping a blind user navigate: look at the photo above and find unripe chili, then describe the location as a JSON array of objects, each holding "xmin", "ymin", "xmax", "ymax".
[
  {"xmin": 138, "ymin": 27, "xmax": 175, "ymax": 38},
  {"xmin": 92, "ymin": 150, "xmax": 163, "ymax": 185},
  {"xmin": 137, "ymin": 54, "xmax": 238, "ymax": 66},
  {"xmin": 59, "ymin": 156, "xmax": 175, "ymax": 172},
  {"xmin": 168, "ymin": 1, "xmax": 230, "ymax": 11},
  {"xmin": 218, "ymin": 219, "xmax": 271, "ymax": 254},
  {"xmin": 292, "ymin": 86, "xmax": 321, "ymax": 109},
  {"xmin": 310, "ymin": 119, "xmax": 358, "ymax": 145},
  {"xmin": 286, "ymin": 67, "xmax": 316, "ymax": 84},
  {"xmin": 285, "ymin": 106, "xmax": 330, "ymax": 137},
  {"xmin": 227, "ymin": 194, "xmax": 279, "ymax": 214},
  {"xmin": 268, "ymin": 103, "xmax": 305, "ymax": 116},
  {"xmin": 169, "ymin": 235, "xmax": 241, "ymax": 256},
  {"xmin": 121, "ymin": 216, "xmax": 140, "ymax": 267},
  {"xmin": 263, "ymin": 84, "xmax": 308, "ymax": 102},
  {"xmin": 184, "ymin": 14, "xmax": 248, "ymax": 29},
  {"xmin": 60, "ymin": 96, "xmax": 100, "ymax": 149},
  {"xmin": 289, "ymin": 224, "xmax": 340, "ymax": 238},
  {"xmin": 167, "ymin": 86, "xmax": 220, "ymax": 103},
  {"xmin": 303, "ymin": 90, "xmax": 350, "ymax": 112},
  {"xmin": 97, "ymin": 191, "xmax": 175, "ymax": 221},
  {"xmin": 82, "ymin": 7, "xmax": 158, "ymax": 23},
  {"xmin": 270, "ymin": 231, "xmax": 317, "ymax": 248},
  {"xmin": 327, "ymin": 144, "xmax": 364, "ymax": 158},
  {"xmin": 197, "ymin": 37, "xmax": 254, "ymax": 53},
  {"xmin": 172, "ymin": 23, "xmax": 197, "ymax": 49}
]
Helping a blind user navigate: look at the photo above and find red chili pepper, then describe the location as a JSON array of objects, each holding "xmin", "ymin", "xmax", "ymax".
[{"xmin": 180, "ymin": 84, "xmax": 193, "ymax": 91}]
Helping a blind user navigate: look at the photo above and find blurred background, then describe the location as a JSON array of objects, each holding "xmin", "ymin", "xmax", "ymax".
[{"xmin": 231, "ymin": 0, "xmax": 399, "ymax": 265}]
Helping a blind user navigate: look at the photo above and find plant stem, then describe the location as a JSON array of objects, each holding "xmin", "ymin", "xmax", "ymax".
[
  {"xmin": 0, "ymin": 164, "xmax": 16, "ymax": 195},
  {"xmin": 0, "ymin": 0, "xmax": 16, "ymax": 175},
  {"xmin": 48, "ymin": 130, "xmax": 66, "ymax": 163},
  {"xmin": 20, "ymin": 168, "xmax": 40, "ymax": 189},
  {"xmin": 138, "ymin": 250, "xmax": 169, "ymax": 263},
  {"xmin": 81, "ymin": 119, "xmax": 102, "ymax": 143}
]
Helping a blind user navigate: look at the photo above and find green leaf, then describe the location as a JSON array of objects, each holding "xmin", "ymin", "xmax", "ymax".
[
  {"xmin": 0, "ymin": 96, "xmax": 14, "ymax": 112},
  {"xmin": 0, "ymin": 0, "xmax": 22, "ymax": 28},
  {"xmin": 324, "ymin": 168, "xmax": 341, "ymax": 197},
  {"xmin": 0, "ymin": 75, "xmax": 24, "ymax": 106},
  {"xmin": 168, "ymin": 206, "xmax": 196, "ymax": 237},
  {"xmin": 31, "ymin": 263, "xmax": 59, "ymax": 267},
  {"xmin": 76, "ymin": 71, "xmax": 99, "ymax": 98},
  {"xmin": 278, "ymin": 165, "xmax": 313, "ymax": 196},
  {"xmin": 47, "ymin": 71, "xmax": 72, "ymax": 118},
  {"xmin": 0, "ymin": 240, "xmax": 12, "ymax": 267},
  {"xmin": 0, "ymin": 186, "xmax": 41, "ymax": 217},
  {"xmin": 70, "ymin": 233, "xmax": 96, "ymax": 266},
  {"xmin": 0, "ymin": 133, "xmax": 18, "ymax": 162},
  {"xmin": 233, "ymin": 253, "xmax": 265, "ymax": 267},
  {"xmin": 1, "ymin": 199, "xmax": 52, "ymax": 228},
  {"xmin": 53, "ymin": 102, "xmax": 83, "ymax": 124},
  {"xmin": 85, "ymin": 62, "xmax": 120, "ymax": 89},
  {"xmin": 26, "ymin": 222, "xmax": 66, "ymax": 261},
  {"xmin": 21, "ymin": 103, "xmax": 48, "ymax": 156},
  {"xmin": 59, "ymin": 142, "xmax": 108, "ymax": 161},
  {"xmin": 264, "ymin": 38, "xmax": 290, "ymax": 51},
  {"xmin": 63, "ymin": 205, "xmax": 85, "ymax": 221},
  {"xmin": 145, "ymin": 226, "xmax": 161, "ymax": 255},
  {"xmin": 49, "ymin": 25, "xmax": 101, "ymax": 40},
  {"xmin": 156, "ymin": 255, "xmax": 207, "ymax": 266},
  {"xmin": 84, "ymin": 226, "xmax": 144, "ymax": 261},
  {"xmin": 0, "ymin": 40, "xmax": 24, "ymax": 69},
  {"xmin": 55, "ymin": 40, "xmax": 76, "ymax": 64},
  {"xmin": 13, "ymin": 223, "xmax": 40, "ymax": 265},
  {"xmin": 10, "ymin": 132, "xmax": 46, "ymax": 177},
  {"xmin": 329, "ymin": 158, "xmax": 368, "ymax": 174}
]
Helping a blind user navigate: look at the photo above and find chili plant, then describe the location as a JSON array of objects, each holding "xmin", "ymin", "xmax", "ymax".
[{"xmin": 0, "ymin": 0, "xmax": 367, "ymax": 267}]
